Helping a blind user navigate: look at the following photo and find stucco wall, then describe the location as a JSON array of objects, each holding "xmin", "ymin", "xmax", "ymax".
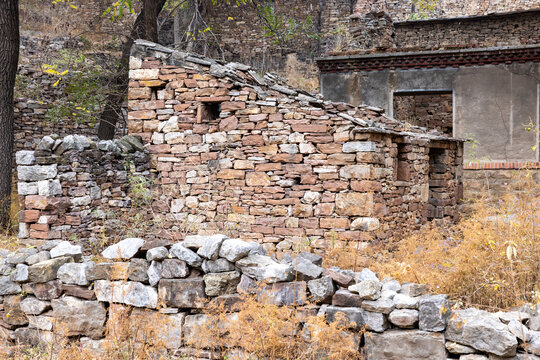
[{"xmin": 320, "ymin": 62, "xmax": 540, "ymax": 163}]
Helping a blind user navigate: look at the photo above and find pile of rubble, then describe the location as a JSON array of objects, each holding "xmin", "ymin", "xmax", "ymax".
[{"xmin": 0, "ymin": 235, "xmax": 538, "ymax": 359}]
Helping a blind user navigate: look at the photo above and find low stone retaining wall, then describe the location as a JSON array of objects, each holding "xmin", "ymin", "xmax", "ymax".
[{"xmin": 0, "ymin": 235, "xmax": 538, "ymax": 359}]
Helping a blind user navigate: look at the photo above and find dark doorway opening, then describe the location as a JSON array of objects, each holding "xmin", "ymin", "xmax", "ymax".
[
  {"xmin": 427, "ymin": 147, "xmax": 449, "ymax": 219},
  {"xmin": 393, "ymin": 91, "xmax": 453, "ymax": 135}
]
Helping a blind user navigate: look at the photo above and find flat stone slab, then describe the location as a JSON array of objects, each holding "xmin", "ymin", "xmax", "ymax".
[{"xmin": 364, "ymin": 330, "xmax": 446, "ymax": 360}]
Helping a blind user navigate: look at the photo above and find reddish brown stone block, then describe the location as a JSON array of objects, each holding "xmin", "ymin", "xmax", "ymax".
[
  {"xmin": 351, "ymin": 180, "xmax": 382, "ymax": 192},
  {"xmin": 270, "ymin": 154, "xmax": 303, "ymax": 163},
  {"xmin": 243, "ymin": 135, "xmax": 264, "ymax": 146},
  {"xmin": 274, "ymin": 228, "xmax": 305, "ymax": 236},
  {"xmin": 323, "ymin": 181, "xmax": 349, "ymax": 192},
  {"xmin": 255, "ymin": 163, "xmax": 282, "ymax": 171},
  {"xmin": 184, "ymin": 78, "xmax": 198, "ymax": 88},
  {"xmin": 147, "ymin": 144, "xmax": 171, "ymax": 154},
  {"xmin": 30, "ymin": 230, "xmax": 61, "ymax": 239},
  {"xmin": 246, "ymin": 172, "xmax": 271, "ymax": 186},
  {"xmin": 65, "ymin": 216, "xmax": 81, "ymax": 226},
  {"xmin": 317, "ymin": 143, "xmax": 342, "ymax": 154},
  {"xmin": 284, "ymin": 164, "xmax": 312, "ymax": 174},
  {"xmin": 217, "ymin": 169, "xmax": 245, "ymax": 179},
  {"xmin": 25, "ymin": 196, "xmax": 48, "ymax": 210},
  {"xmin": 300, "ymin": 175, "xmax": 318, "ymax": 184},
  {"xmin": 19, "ymin": 210, "xmax": 40, "ymax": 223},
  {"xmin": 173, "ymin": 103, "xmax": 191, "ymax": 111},
  {"xmin": 219, "ymin": 116, "xmax": 238, "ymax": 131},
  {"xmin": 291, "ymin": 124, "xmax": 327, "ymax": 133},
  {"xmin": 128, "ymin": 110, "xmax": 156, "ymax": 120},
  {"xmin": 30, "ymin": 223, "xmax": 49, "ymax": 231},
  {"xmin": 128, "ymin": 87, "xmax": 151, "ymax": 100},
  {"xmin": 221, "ymin": 102, "xmax": 246, "ymax": 111},
  {"xmin": 320, "ymin": 217, "xmax": 349, "ymax": 229}
]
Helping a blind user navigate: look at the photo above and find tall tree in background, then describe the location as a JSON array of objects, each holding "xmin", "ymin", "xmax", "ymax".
[
  {"xmin": 97, "ymin": 0, "xmax": 166, "ymax": 140},
  {"xmin": 0, "ymin": 0, "xmax": 20, "ymax": 228}
]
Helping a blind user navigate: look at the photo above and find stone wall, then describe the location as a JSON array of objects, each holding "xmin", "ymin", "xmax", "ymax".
[
  {"xmin": 123, "ymin": 40, "xmax": 462, "ymax": 254},
  {"xmin": 463, "ymin": 168, "xmax": 540, "ymax": 199},
  {"xmin": 393, "ymin": 10, "xmax": 540, "ymax": 50},
  {"xmin": 350, "ymin": 8, "xmax": 540, "ymax": 51},
  {"xmin": 393, "ymin": 93, "xmax": 453, "ymax": 136},
  {"xmin": 15, "ymin": 135, "xmax": 149, "ymax": 247},
  {"xmin": 160, "ymin": 0, "xmax": 356, "ymax": 70},
  {"xmin": 14, "ymin": 66, "xmax": 97, "ymax": 154},
  {"xmin": 354, "ymin": 0, "xmax": 540, "ymax": 22},
  {"xmin": 0, "ymin": 235, "xmax": 538, "ymax": 359}
]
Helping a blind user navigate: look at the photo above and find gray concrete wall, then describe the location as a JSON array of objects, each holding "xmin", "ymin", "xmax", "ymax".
[{"xmin": 321, "ymin": 62, "xmax": 540, "ymax": 162}]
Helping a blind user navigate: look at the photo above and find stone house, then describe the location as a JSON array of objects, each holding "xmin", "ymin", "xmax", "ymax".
[
  {"xmin": 15, "ymin": 40, "xmax": 463, "ymax": 252},
  {"xmin": 124, "ymin": 40, "xmax": 463, "ymax": 254},
  {"xmin": 318, "ymin": 0, "xmax": 540, "ymax": 197}
]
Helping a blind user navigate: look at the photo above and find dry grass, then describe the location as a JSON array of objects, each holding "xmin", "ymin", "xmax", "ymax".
[
  {"xmin": 323, "ymin": 171, "xmax": 540, "ymax": 310},
  {"xmin": 281, "ymin": 54, "xmax": 319, "ymax": 93},
  {"xmin": 190, "ymin": 292, "xmax": 364, "ymax": 360},
  {"xmin": 8, "ymin": 294, "xmax": 363, "ymax": 360},
  {"xmin": 0, "ymin": 187, "xmax": 22, "ymax": 251}
]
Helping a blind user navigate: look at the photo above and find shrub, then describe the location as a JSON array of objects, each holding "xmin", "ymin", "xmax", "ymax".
[
  {"xmin": 190, "ymin": 292, "xmax": 364, "ymax": 360},
  {"xmin": 367, "ymin": 171, "xmax": 540, "ymax": 309}
]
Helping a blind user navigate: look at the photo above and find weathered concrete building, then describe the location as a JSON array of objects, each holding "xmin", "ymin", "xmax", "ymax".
[{"xmin": 318, "ymin": 1, "xmax": 540, "ymax": 196}]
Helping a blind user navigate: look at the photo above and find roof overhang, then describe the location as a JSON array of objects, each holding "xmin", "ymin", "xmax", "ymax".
[{"xmin": 317, "ymin": 45, "xmax": 540, "ymax": 73}]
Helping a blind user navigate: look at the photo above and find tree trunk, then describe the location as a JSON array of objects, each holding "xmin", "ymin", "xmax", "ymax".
[
  {"xmin": 144, "ymin": 0, "xmax": 159, "ymax": 42},
  {"xmin": 97, "ymin": 0, "xmax": 166, "ymax": 140},
  {"xmin": 173, "ymin": 10, "xmax": 181, "ymax": 46},
  {"xmin": 0, "ymin": 0, "xmax": 19, "ymax": 229}
]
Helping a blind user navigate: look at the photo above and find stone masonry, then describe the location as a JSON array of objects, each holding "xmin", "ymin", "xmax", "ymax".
[
  {"xmin": 16, "ymin": 135, "xmax": 148, "ymax": 246},
  {"xmin": 125, "ymin": 40, "xmax": 463, "ymax": 254},
  {"xmin": 0, "ymin": 235, "xmax": 537, "ymax": 359},
  {"xmin": 16, "ymin": 40, "xmax": 463, "ymax": 255}
]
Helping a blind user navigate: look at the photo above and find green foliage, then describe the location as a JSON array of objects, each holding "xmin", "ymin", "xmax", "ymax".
[
  {"xmin": 103, "ymin": 0, "xmax": 134, "ymax": 21},
  {"xmin": 524, "ymin": 119, "xmax": 540, "ymax": 153},
  {"xmin": 125, "ymin": 159, "xmax": 153, "ymax": 206},
  {"xmin": 327, "ymin": 24, "xmax": 353, "ymax": 52},
  {"xmin": 255, "ymin": 3, "xmax": 320, "ymax": 45},
  {"xmin": 409, "ymin": 0, "xmax": 438, "ymax": 20},
  {"xmin": 43, "ymin": 49, "xmax": 107, "ymax": 126}
]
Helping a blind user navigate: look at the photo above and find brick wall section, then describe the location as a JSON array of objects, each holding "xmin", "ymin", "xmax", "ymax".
[
  {"xmin": 16, "ymin": 135, "xmax": 149, "ymax": 246},
  {"xmin": 393, "ymin": 11, "xmax": 540, "ymax": 50},
  {"xmin": 393, "ymin": 94, "xmax": 453, "ymax": 135},
  {"xmin": 355, "ymin": 0, "xmax": 540, "ymax": 21},
  {"xmin": 125, "ymin": 41, "xmax": 462, "ymax": 254},
  {"xmin": 350, "ymin": 9, "xmax": 540, "ymax": 51}
]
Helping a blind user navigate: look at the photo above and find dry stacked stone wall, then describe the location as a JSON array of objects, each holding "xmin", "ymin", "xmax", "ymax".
[
  {"xmin": 16, "ymin": 135, "xmax": 149, "ymax": 246},
  {"xmin": 14, "ymin": 65, "xmax": 96, "ymax": 154},
  {"xmin": 123, "ymin": 40, "xmax": 462, "ymax": 255},
  {"xmin": 354, "ymin": 0, "xmax": 540, "ymax": 22},
  {"xmin": 350, "ymin": 2, "xmax": 540, "ymax": 51},
  {"xmin": 393, "ymin": 94, "xmax": 453, "ymax": 136},
  {"xmin": 393, "ymin": 10, "xmax": 540, "ymax": 50},
  {"xmin": 0, "ymin": 236, "xmax": 538, "ymax": 358},
  {"xmin": 159, "ymin": 0, "xmax": 356, "ymax": 70}
]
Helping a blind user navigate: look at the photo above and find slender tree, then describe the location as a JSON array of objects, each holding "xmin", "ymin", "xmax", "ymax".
[
  {"xmin": 0, "ymin": 0, "xmax": 20, "ymax": 229},
  {"xmin": 97, "ymin": 0, "xmax": 167, "ymax": 140}
]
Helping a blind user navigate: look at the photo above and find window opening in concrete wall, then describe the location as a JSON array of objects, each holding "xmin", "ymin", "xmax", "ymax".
[
  {"xmin": 197, "ymin": 102, "xmax": 221, "ymax": 123},
  {"xmin": 427, "ymin": 147, "xmax": 448, "ymax": 219},
  {"xmin": 393, "ymin": 91, "xmax": 453, "ymax": 135},
  {"xmin": 395, "ymin": 142, "xmax": 411, "ymax": 181}
]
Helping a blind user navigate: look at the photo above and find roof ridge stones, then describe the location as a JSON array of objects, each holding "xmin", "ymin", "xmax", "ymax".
[{"xmin": 131, "ymin": 39, "xmax": 458, "ymax": 141}]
